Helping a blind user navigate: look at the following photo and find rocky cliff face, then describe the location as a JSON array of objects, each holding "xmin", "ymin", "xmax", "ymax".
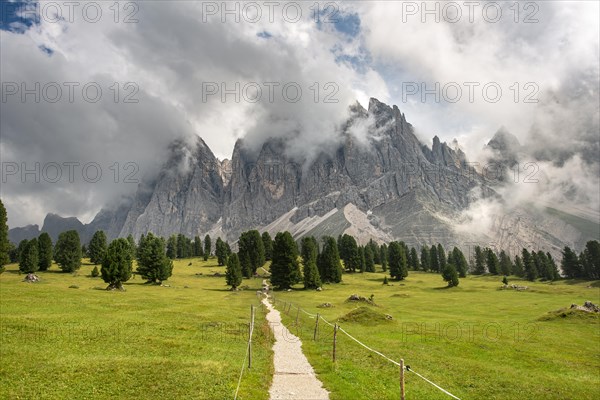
[
  {"xmin": 119, "ymin": 137, "xmax": 225, "ymax": 239},
  {"xmin": 223, "ymin": 98, "xmax": 489, "ymax": 245},
  {"xmin": 10, "ymin": 98, "xmax": 597, "ymax": 254}
]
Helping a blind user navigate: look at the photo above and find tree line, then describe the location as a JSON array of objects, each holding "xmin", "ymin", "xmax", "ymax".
[{"xmin": 1, "ymin": 200, "xmax": 598, "ymax": 289}]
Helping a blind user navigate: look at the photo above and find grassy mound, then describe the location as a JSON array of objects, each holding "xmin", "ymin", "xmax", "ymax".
[
  {"xmin": 538, "ymin": 308, "xmax": 600, "ymax": 321},
  {"xmin": 338, "ymin": 306, "xmax": 391, "ymax": 324}
]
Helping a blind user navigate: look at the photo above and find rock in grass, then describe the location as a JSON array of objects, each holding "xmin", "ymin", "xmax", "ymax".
[
  {"xmin": 23, "ymin": 273, "xmax": 40, "ymax": 283},
  {"xmin": 69, "ymin": 285, "xmax": 79, "ymax": 289}
]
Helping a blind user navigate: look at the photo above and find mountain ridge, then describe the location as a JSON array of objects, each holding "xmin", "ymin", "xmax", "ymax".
[{"xmin": 9, "ymin": 98, "xmax": 598, "ymax": 256}]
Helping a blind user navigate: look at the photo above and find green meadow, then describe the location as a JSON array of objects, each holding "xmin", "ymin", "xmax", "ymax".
[
  {"xmin": 274, "ymin": 271, "xmax": 600, "ymax": 399},
  {"xmin": 1, "ymin": 258, "xmax": 599, "ymax": 399},
  {"xmin": 0, "ymin": 258, "xmax": 272, "ymax": 400}
]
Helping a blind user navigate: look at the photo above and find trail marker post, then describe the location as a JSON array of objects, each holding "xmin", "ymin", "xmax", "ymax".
[
  {"xmin": 400, "ymin": 359, "xmax": 405, "ymax": 400},
  {"xmin": 333, "ymin": 324, "xmax": 338, "ymax": 362}
]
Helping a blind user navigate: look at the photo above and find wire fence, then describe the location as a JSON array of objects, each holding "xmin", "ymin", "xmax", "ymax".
[{"xmin": 270, "ymin": 295, "xmax": 462, "ymax": 400}]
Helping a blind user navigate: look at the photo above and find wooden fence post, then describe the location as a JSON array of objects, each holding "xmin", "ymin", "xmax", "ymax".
[
  {"xmin": 295, "ymin": 306, "xmax": 300, "ymax": 325},
  {"xmin": 248, "ymin": 305, "xmax": 255, "ymax": 369},
  {"xmin": 332, "ymin": 324, "xmax": 338, "ymax": 362},
  {"xmin": 313, "ymin": 313, "xmax": 320, "ymax": 341},
  {"xmin": 400, "ymin": 359, "xmax": 405, "ymax": 400}
]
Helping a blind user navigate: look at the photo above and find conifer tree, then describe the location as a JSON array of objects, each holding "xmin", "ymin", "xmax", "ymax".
[
  {"xmin": 88, "ymin": 230, "xmax": 107, "ymax": 265},
  {"xmin": 19, "ymin": 238, "xmax": 39, "ymax": 274},
  {"xmin": 485, "ymin": 248, "xmax": 500, "ymax": 275},
  {"xmin": 101, "ymin": 238, "xmax": 133, "ymax": 290},
  {"xmin": 473, "ymin": 246, "xmax": 486, "ymax": 275},
  {"xmin": 301, "ymin": 237, "xmax": 321, "ymax": 289},
  {"xmin": 380, "ymin": 244, "xmax": 388, "ymax": 272},
  {"xmin": 54, "ymin": 230, "xmax": 82, "ymax": 272},
  {"xmin": 318, "ymin": 236, "xmax": 343, "ymax": 283},
  {"xmin": 270, "ymin": 232, "xmax": 302, "ymax": 289},
  {"xmin": 388, "ymin": 241, "xmax": 408, "ymax": 280},
  {"xmin": 136, "ymin": 233, "xmax": 173, "ymax": 284},
  {"xmin": 420, "ymin": 245, "xmax": 430, "ymax": 272},
  {"xmin": 0, "ymin": 199, "xmax": 10, "ymax": 270},
  {"xmin": 365, "ymin": 245, "xmax": 375, "ymax": 272},
  {"xmin": 225, "ymin": 253, "xmax": 242, "ymax": 290},
  {"xmin": 203, "ymin": 234, "xmax": 211, "ymax": 260},
  {"xmin": 37, "ymin": 232, "xmax": 53, "ymax": 271},
  {"xmin": 442, "ymin": 263, "xmax": 459, "ymax": 287},
  {"xmin": 262, "ymin": 232, "xmax": 273, "ymax": 261}
]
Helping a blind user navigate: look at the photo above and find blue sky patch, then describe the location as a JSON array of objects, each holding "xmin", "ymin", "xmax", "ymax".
[
  {"xmin": 257, "ymin": 31, "xmax": 272, "ymax": 39},
  {"xmin": 0, "ymin": 1, "xmax": 38, "ymax": 33}
]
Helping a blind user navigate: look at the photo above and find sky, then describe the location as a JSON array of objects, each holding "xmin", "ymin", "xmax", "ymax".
[{"xmin": 1, "ymin": 0, "xmax": 599, "ymax": 229}]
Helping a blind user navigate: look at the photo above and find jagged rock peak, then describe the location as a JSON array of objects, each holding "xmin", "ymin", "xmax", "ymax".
[{"xmin": 487, "ymin": 127, "xmax": 521, "ymax": 152}]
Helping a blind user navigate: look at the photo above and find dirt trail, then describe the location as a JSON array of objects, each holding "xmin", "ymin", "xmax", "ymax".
[{"xmin": 262, "ymin": 297, "xmax": 330, "ymax": 400}]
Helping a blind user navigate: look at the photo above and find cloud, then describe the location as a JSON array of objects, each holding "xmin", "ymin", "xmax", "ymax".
[
  {"xmin": 1, "ymin": 0, "xmax": 598, "ymax": 235},
  {"xmin": 0, "ymin": 1, "xmax": 385, "ymax": 227}
]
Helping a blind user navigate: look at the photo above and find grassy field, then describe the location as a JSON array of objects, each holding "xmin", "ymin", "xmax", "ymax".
[
  {"xmin": 273, "ymin": 271, "xmax": 600, "ymax": 400},
  {"xmin": 0, "ymin": 258, "xmax": 273, "ymax": 400},
  {"xmin": 1, "ymin": 259, "xmax": 599, "ymax": 399}
]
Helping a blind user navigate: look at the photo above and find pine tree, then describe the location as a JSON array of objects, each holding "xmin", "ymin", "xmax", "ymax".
[
  {"xmin": 126, "ymin": 234, "xmax": 137, "ymax": 259},
  {"xmin": 430, "ymin": 245, "xmax": 440, "ymax": 272},
  {"xmin": 560, "ymin": 246, "xmax": 581, "ymax": 279},
  {"xmin": 91, "ymin": 265, "xmax": 100, "ymax": 277},
  {"xmin": 358, "ymin": 246, "xmax": 366, "ymax": 273},
  {"xmin": 409, "ymin": 247, "xmax": 420, "ymax": 271},
  {"xmin": 442, "ymin": 263, "xmax": 459, "ymax": 287},
  {"xmin": 238, "ymin": 230, "xmax": 265, "ymax": 276},
  {"xmin": 546, "ymin": 252, "xmax": 560, "ymax": 281},
  {"xmin": 225, "ymin": 253, "xmax": 242, "ymax": 290},
  {"xmin": 498, "ymin": 250, "xmax": 512, "ymax": 276},
  {"xmin": 339, "ymin": 234, "xmax": 360, "ymax": 272},
  {"xmin": 16, "ymin": 239, "xmax": 28, "ymax": 263},
  {"xmin": 193, "ymin": 236, "xmax": 203, "ymax": 257},
  {"xmin": 318, "ymin": 236, "xmax": 343, "ymax": 283},
  {"xmin": 166, "ymin": 235, "xmax": 177, "ymax": 259},
  {"xmin": 369, "ymin": 239, "xmax": 380, "ymax": 264},
  {"xmin": 176, "ymin": 234, "xmax": 186, "ymax": 258},
  {"xmin": 203, "ymin": 234, "xmax": 211, "ymax": 261},
  {"xmin": 535, "ymin": 251, "xmax": 554, "ymax": 281},
  {"xmin": 450, "ymin": 247, "xmax": 468, "ymax": 278},
  {"xmin": 380, "ymin": 244, "xmax": 388, "ymax": 272},
  {"xmin": 522, "ymin": 248, "xmax": 538, "ymax": 281},
  {"xmin": 502, "ymin": 275, "xmax": 508, "ymax": 285},
  {"xmin": 437, "ymin": 244, "xmax": 447, "ymax": 270},
  {"xmin": 136, "ymin": 233, "xmax": 173, "ymax": 284},
  {"xmin": 88, "ymin": 230, "xmax": 107, "ymax": 265},
  {"xmin": 0, "ymin": 199, "xmax": 10, "ymax": 269},
  {"xmin": 19, "ymin": 238, "xmax": 39, "ymax": 274},
  {"xmin": 301, "ymin": 237, "xmax": 321, "ymax": 289},
  {"xmin": 270, "ymin": 232, "xmax": 302, "ymax": 290},
  {"xmin": 485, "ymin": 248, "xmax": 500, "ymax": 275},
  {"xmin": 473, "ymin": 246, "xmax": 486, "ymax": 275},
  {"xmin": 513, "ymin": 255, "xmax": 525, "ymax": 277},
  {"xmin": 580, "ymin": 240, "xmax": 600, "ymax": 280},
  {"xmin": 388, "ymin": 241, "xmax": 408, "ymax": 280},
  {"xmin": 54, "ymin": 230, "xmax": 82, "ymax": 272},
  {"xmin": 215, "ymin": 237, "xmax": 229, "ymax": 266},
  {"xmin": 37, "ymin": 232, "xmax": 53, "ymax": 271},
  {"xmin": 364, "ymin": 245, "xmax": 375, "ymax": 272},
  {"xmin": 420, "ymin": 245, "xmax": 430, "ymax": 272},
  {"xmin": 101, "ymin": 238, "xmax": 133, "ymax": 290},
  {"xmin": 262, "ymin": 232, "xmax": 273, "ymax": 261}
]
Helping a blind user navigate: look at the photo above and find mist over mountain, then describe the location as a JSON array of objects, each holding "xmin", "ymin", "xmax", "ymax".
[{"xmin": 10, "ymin": 99, "xmax": 598, "ymax": 258}]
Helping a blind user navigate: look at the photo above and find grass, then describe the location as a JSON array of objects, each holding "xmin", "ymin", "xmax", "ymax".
[
  {"xmin": 2, "ymin": 260, "xmax": 599, "ymax": 399},
  {"xmin": 0, "ymin": 258, "xmax": 273, "ymax": 400},
  {"xmin": 272, "ymin": 270, "xmax": 600, "ymax": 400}
]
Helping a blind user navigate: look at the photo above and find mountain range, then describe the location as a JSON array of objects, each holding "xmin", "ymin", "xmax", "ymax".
[{"xmin": 9, "ymin": 98, "xmax": 599, "ymax": 257}]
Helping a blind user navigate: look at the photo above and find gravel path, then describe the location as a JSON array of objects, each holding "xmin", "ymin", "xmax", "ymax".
[{"xmin": 262, "ymin": 298, "xmax": 330, "ymax": 400}]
